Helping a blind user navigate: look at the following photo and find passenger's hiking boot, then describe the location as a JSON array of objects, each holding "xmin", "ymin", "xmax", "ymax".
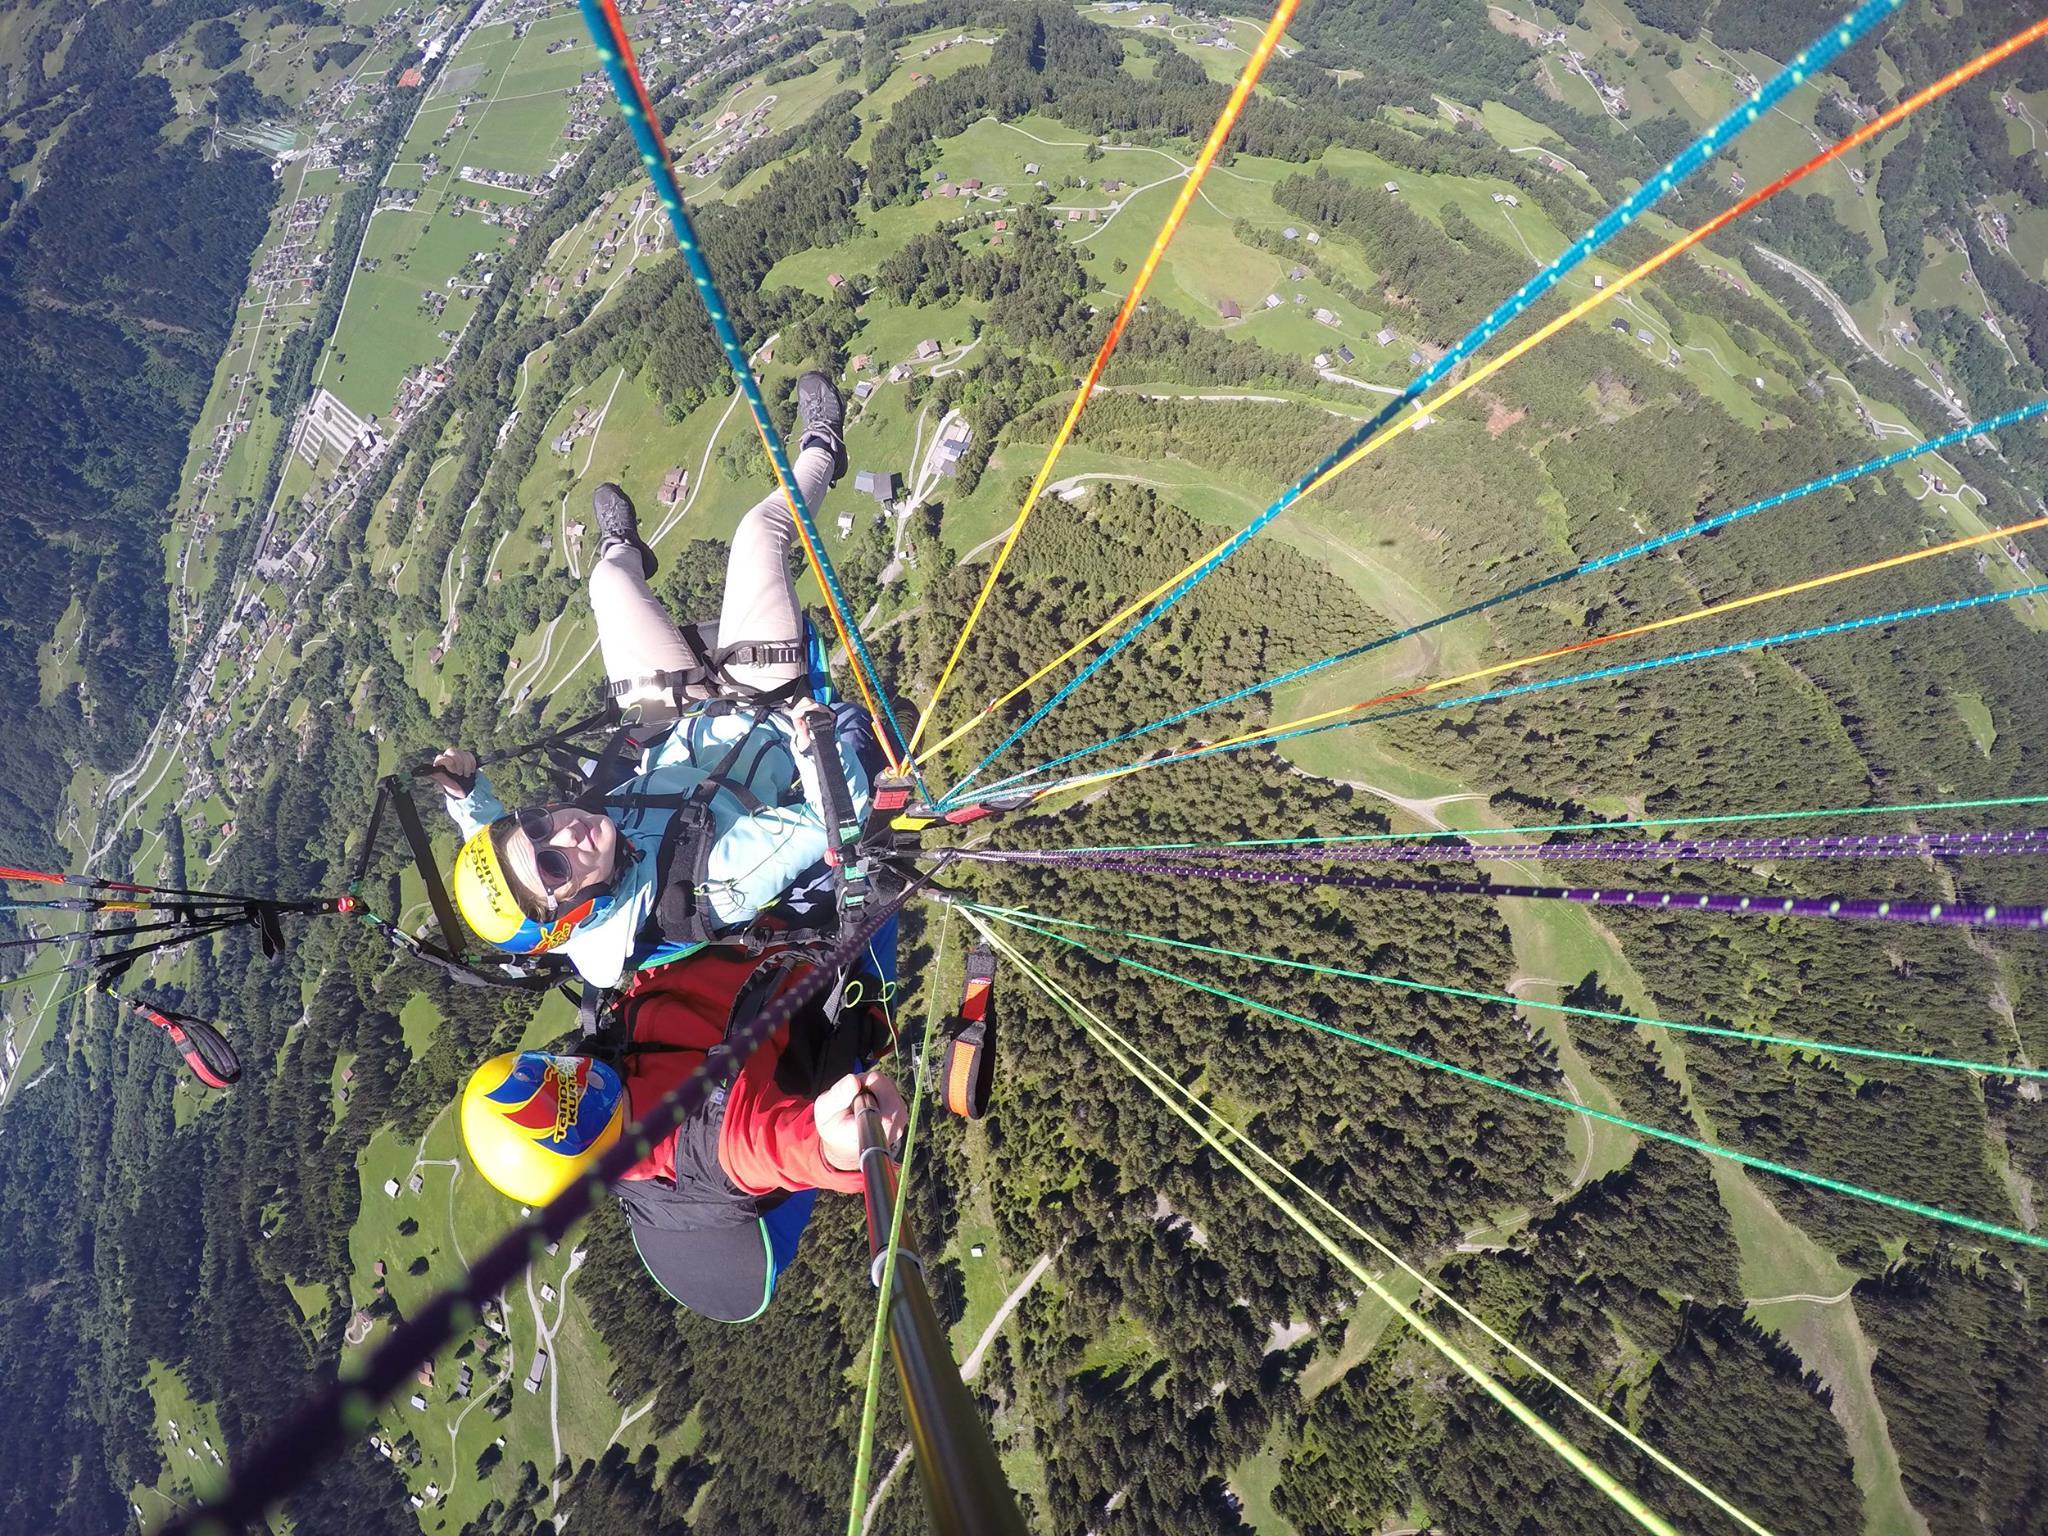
[
  {"xmin": 795, "ymin": 370, "xmax": 848, "ymax": 486},
  {"xmin": 592, "ymin": 481, "xmax": 657, "ymax": 579}
]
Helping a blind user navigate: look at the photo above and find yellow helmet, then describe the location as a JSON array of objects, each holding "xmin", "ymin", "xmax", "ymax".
[
  {"xmin": 450, "ymin": 821, "xmax": 597, "ymax": 955},
  {"xmin": 460, "ymin": 1052, "xmax": 626, "ymax": 1205}
]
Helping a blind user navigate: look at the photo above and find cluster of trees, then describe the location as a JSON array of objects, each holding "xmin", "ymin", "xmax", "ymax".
[
  {"xmin": 1857, "ymin": 1247, "xmax": 2048, "ymax": 1533},
  {"xmin": 213, "ymin": 69, "xmax": 287, "ymax": 124},
  {"xmin": 867, "ymin": 4, "xmax": 1128, "ymax": 203},
  {"xmin": 872, "ymin": 207, "xmax": 1316, "ymax": 503},
  {"xmin": 1273, "ymin": 170, "xmax": 1532, "ymax": 345},
  {"xmin": 718, "ymin": 86, "xmax": 861, "ymax": 188},
  {"xmin": 889, "ymin": 479, "xmax": 1887, "ymax": 1533},
  {"xmin": 192, "ymin": 16, "xmax": 245, "ymax": 68},
  {"xmin": 311, "ymin": 37, "xmax": 366, "ymax": 72},
  {"xmin": 1738, "ymin": 190, "xmax": 1877, "ymax": 304}
]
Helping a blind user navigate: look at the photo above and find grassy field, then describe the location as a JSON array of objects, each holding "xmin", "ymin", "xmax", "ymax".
[
  {"xmin": 719, "ymin": 63, "xmax": 877, "ymax": 201},
  {"xmin": 850, "ymin": 37, "xmax": 993, "ymax": 158},
  {"xmin": 943, "ymin": 1126, "xmax": 1019, "ymax": 1361},
  {"xmin": 1295, "ymin": 1267, "xmax": 1426, "ymax": 1399},
  {"xmin": 1087, "ymin": 2, "xmax": 1285, "ymax": 85},
  {"xmin": 1952, "ymin": 690, "xmax": 1997, "ymax": 756},
  {"xmin": 322, "ymin": 206, "xmax": 510, "ymax": 418},
  {"xmin": 340, "ymin": 1106, "xmax": 642, "ymax": 1533},
  {"xmin": 135, "ymin": 1361, "xmax": 236, "ymax": 1521},
  {"xmin": 322, "ymin": 9, "xmax": 611, "ymax": 419},
  {"xmin": 455, "ymin": 11, "xmax": 596, "ymax": 173}
]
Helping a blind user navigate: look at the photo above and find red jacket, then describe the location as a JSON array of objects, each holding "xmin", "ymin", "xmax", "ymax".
[{"xmin": 616, "ymin": 948, "xmax": 864, "ymax": 1196}]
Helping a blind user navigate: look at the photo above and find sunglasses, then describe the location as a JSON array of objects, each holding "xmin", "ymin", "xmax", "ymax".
[{"xmin": 514, "ymin": 808, "xmax": 577, "ymax": 897}]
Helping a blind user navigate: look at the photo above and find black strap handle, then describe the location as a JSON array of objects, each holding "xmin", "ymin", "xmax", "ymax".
[{"xmin": 383, "ymin": 775, "xmax": 472, "ymax": 966}]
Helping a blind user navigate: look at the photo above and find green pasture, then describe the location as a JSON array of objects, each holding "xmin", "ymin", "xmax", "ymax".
[
  {"xmin": 851, "ymin": 290, "xmax": 982, "ymax": 372},
  {"xmin": 323, "ymin": 205, "xmax": 508, "ymax": 417},
  {"xmin": 1296, "ymin": 1267, "xmax": 1425, "ymax": 1399},
  {"xmin": 1951, "ymin": 691, "xmax": 1996, "ymax": 756},
  {"xmin": 760, "ymin": 197, "xmax": 963, "ymax": 294},
  {"xmin": 461, "ymin": 89, "xmax": 573, "ymax": 176},
  {"xmin": 720, "ymin": 64, "xmax": 873, "ymax": 200},
  {"xmin": 137, "ymin": 1361, "xmax": 233, "ymax": 1513},
  {"xmin": 1087, "ymin": 3, "xmax": 1274, "ymax": 84}
]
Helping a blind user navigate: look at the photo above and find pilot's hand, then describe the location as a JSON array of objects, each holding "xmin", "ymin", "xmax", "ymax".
[
  {"xmin": 814, "ymin": 1070, "xmax": 906, "ymax": 1173},
  {"xmin": 790, "ymin": 699, "xmax": 833, "ymax": 754},
  {"xmin": 427, "ymin": 747, "xmax": 477, "ymax": 797}
]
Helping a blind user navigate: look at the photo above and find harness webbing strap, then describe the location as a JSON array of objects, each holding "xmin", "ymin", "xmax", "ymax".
[
  {"xmin": 604, "ymin": 671, "xmax": 690, "ymax": 700},
  {"xmin": 719, "ymin": 638, "xmax": 808, "ymax": 669},
  {"xmin": 632, "ymin": 706, "xmax": 775, "ymax": 949},
  {"xmin": 467, "ymin": 704, "xmax": 621, "ymax": 772},
  {"xmin": 383, "ymin": 774, "xmax": 472, "ymax": 966},
  {"xmin": 353, "ymin": 778, "xmax": 393, "ymax": 889}
]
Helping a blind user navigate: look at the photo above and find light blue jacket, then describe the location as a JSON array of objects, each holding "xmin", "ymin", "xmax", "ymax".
[{"xmin": 446, "ymin": 707, "xmax": 871, "ymax": 988}]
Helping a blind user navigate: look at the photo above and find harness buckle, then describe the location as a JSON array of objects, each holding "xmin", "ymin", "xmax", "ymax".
[{"xmin": 887, "ymin": 790, "xmax": 1036, "ymax": 839}]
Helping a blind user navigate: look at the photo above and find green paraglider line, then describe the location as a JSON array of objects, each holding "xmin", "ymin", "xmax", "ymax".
[
  {"xmin": 971, "ymin": 909, "xmax": 2048, "ymax": 1254},
  {"xmin": 0, "ymin": 965, "xmax": 70, "ymax": 995},
  {"xmin": 965, "ymin": 904, "xmax": 2048, "ymax": 1081},
  {"xmin": 845, "ymin": 912, "xmax": 953, "ymax": 1534},
  {"xmin": 976, "ymin": 915, "xmax": 1781, "ymax": 1536}
]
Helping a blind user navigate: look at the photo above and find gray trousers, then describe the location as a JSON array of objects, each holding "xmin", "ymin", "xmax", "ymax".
[{"xmin": 589, "ymin": 446, "xmax": 836, "ymax": 710}]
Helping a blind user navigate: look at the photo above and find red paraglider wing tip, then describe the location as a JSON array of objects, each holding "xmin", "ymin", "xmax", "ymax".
[{"xmin": 142, "ymin": 1006, "xmax": 242, "ymax": 1090}]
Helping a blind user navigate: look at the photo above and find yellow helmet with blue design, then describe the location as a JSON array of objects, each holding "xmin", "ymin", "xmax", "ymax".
[
  {"xmin": 450, "ymin": 819, "xmax": 600, "ymax": 955},
  {"xmin": 460, "ymin": 1051, "xmax": 627, "ymax": 1204}
]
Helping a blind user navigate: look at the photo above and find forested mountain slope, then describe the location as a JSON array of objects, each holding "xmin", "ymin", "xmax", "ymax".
[{"xmin": 4, "ymin": 0, "xmax": 2048, "ymax": 1532}]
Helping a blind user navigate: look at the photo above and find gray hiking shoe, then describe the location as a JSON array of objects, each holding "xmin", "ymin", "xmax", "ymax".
[
  {"xmin": 795, "ymin": 370, "xmax": 848, "ymax": 485},
  {"xmin": 592, "ymin": 481, "xmax": 657, "ymax": 579}
]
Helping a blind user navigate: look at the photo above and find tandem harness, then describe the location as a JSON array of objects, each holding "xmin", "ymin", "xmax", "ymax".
[
  {"xmin": 599, "ymin": 935, "xmax": 899, "ymax": 1323},
  {"xmin": 575, "ymin": 615, "xmax": 888, "ymax": 965},
  {"xmin": 598, "ymin": 617, "xmax": 883, "ymax": 934},
  {"xmin": 359, "ymin": 614, "xmax": 890, "ymax": 997}
]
